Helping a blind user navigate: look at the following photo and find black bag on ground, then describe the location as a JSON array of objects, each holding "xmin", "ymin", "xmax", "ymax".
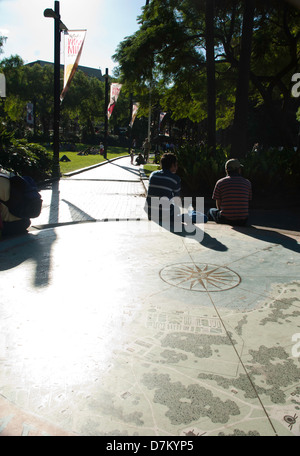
[{"xmin": 0, "ymin": 175, "xmax": 42, "ymax": 219}]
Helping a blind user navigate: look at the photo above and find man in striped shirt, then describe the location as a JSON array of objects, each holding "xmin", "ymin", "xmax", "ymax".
[
  {"xmin": 207, "ymin": 159, "xmax": 252, "ymax": 226},
  {"xmin": 145, "ymin": 152, "xmax": 182, "ymax": 229}
]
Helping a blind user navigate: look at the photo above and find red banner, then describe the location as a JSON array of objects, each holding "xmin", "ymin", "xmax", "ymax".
[
  {"xmin": 129, "ymin": 102, "xmax": 140, "ymax": 127},
  {"xmin": 107, "ymin": 83, "xmax": 122, "ymax": 120},
  {"xmin": 60, "ymin": 30, "xmax": 86, "ymax": 102}
]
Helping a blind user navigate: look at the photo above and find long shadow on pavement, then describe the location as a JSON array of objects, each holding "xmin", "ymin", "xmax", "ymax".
[
  {"xmin": 107, "ymin": 159, "xmax": 141, "ymax": 179},
  {"xmin": 177, "ymin": 226, "xmax": 228, "ymax": 251},
  {"xmin": 0, "ymin": 180, "xmax": 60, "ymax": 288},
  {"xmin": 0, "ymin": 230, "xmax": 57, "ymax": 288},
  {"xmin": 148, "ymin": 218, "xmax": 228, "ymax": 252},
  {"xmin": 233, "ymin": 225, "xmax": 300, "ymax": 254}
]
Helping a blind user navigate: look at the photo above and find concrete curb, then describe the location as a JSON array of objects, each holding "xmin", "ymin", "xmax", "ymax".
[
  {"xmin": 37, "ymin": 154, "xmax": 131, "ymax": 189},
  {"xmin": 139, "ymin": 165, "xmax": 149, "ymax": 193},
  {"xmin": 63, "ymin": 154, "xmax": 130, "ymax": 177}
]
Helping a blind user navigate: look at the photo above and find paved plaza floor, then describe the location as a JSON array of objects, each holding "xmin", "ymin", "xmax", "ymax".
[{"xmin": 0, "ymin": 156, "xmax": 299, "ymax": 437}]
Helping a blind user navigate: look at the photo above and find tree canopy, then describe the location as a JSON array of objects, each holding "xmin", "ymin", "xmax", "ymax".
[
  {"xmin": 0, "ymin": 56, "xmax": 133, "ymax": 143},
  {"xmin": 113, "ymin": 0, "xmax": 300, "ymax": 153}
]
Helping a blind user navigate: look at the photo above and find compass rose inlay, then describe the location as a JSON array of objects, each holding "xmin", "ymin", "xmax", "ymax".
[{"xmin": 159, "ymin": 263, "xmax": 241, "ymax": 292}]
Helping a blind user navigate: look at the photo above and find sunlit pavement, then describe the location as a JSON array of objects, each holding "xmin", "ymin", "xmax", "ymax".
[{"xmin": 0, "ymin": 156, "xmax": 300, "ymax": 437}]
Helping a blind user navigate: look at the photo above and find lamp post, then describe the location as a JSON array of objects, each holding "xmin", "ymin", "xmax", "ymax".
[
  {"xmin": 44, "ymin": 1, "xmax": 68, "ymax": 179},
  {"xmin": 104, "ymin": 68, "xmax": 109, "ymax": 160},
  {"xmin": 144, "ymin": 0, "xmax": 151, "ymax": 151}
]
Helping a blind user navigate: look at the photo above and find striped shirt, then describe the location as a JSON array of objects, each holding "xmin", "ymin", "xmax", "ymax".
[
  {"xmin": 212, "ymin": 175, "xmax": 252, "ymax": 220},
  {"xmin": 146, "ymin": 169, "xmax": 181, "ymax": 220},
  {"xmin": 147, "ymin": 169, "xmax": 181, "ymax": 201}
]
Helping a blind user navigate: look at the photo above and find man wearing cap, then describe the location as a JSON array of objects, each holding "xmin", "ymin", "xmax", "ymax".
[{"xmin": 207, "ymin": 159, "xmax": 252, "ymax": 226}]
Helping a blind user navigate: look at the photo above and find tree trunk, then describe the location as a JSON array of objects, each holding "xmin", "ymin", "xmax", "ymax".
[
  {"xmin": 205, "ymin": 0, "xmax": 216, "ymax": 151},
  {"xmin": 231, "ymin": 0, "xmax": 255, "ymax": 158}
]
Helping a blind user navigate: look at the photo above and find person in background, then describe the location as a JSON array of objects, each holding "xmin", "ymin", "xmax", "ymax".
[
  {"xmin": 99, "ymin": 142, "xmax": 104, "ymax": 155},
  {"xmin": 142, "ymin": 138, "xmax": 151, "ymax": 163},
  {"xmin": 130, "ymin": 148, "xmax": 134, "ymax": 164}
]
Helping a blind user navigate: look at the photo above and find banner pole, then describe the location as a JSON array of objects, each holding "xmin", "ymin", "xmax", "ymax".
[
  {"xmin": 128, "ymin": 93, "xmax": 133, "ymax": 155},
  {"xmin": 104, "ymin": 68, "xmax": 109, "ymax": 160},
  {"xmin": 53, "ymin": 0, "xmax": 61, "ymax": 179}
]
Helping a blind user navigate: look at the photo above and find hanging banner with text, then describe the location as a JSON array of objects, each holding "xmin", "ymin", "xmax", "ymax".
[
  {"xmin": 159, "ymin": 112, "xmax": 167, "ymax": 131},
  {"xmin": 129, "ymin": 102, "xmax": 140, "ymax": 127},
  {"xmin": 26, "ymin": 102, "xmax": 34, "ymax": 125},
  {"xmin": 107, "ymin": 83, "xmax": 122, "ymax": 120},
  {"xmin": 0, "ymin": 73, "xmax": 6, "ymax": 98},
  {"xmin": 60, "ymin": 30, "xmax": 87, "ymax": 102}
]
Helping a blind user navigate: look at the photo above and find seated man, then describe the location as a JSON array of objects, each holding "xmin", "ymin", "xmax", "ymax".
[
  {"xmin": 207, "ymin": 158, "xmax": 252, "ymax": 226},
  {"xmin": 145, "ymin": 152, "xmax": 206, "ymax": 230},
  {"xmin": 0, "ymin": 175, "xmax": 31, "ymax": 237}
]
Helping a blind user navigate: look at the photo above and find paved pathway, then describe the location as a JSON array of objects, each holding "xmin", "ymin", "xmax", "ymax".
[
  {"xmin": 0, "ymin": 156, "xmax": 300, "ymax": 438},
  {"xmin": 33, "ymin": 157, "xmax": 147, "ymax": 228}
]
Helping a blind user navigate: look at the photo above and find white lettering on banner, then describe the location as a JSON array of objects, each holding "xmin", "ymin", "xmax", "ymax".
[{"xmin": 61, "ymin": 30, "xmax": 86, "ymax": 101}]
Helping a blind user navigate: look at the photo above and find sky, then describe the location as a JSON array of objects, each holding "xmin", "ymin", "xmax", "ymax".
[{"xmin": 0, "ymin": 0, "xmax": 147, "ymax": 75}]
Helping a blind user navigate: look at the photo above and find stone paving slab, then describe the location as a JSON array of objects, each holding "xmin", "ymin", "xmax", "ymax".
[{"xmin": 0, "ymin": 156, "xmax": 300, "ymax": 437}]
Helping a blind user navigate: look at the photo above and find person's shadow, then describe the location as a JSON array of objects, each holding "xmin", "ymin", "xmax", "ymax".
[
  {"xmin": 0, "ymin": 229, "xmax": 57, "ymax": 288},
  {"xmin": 148, "ymin": 214, "xmax": 228, "ymax": 252},
  {"xmin": 176, "ymin": 223, "xmax": 228, "ymax": 251},
  {"xmin": 0, "ymin": 180, "xmax": 60, "ymax": 288},
  {"xmin": 232, "ymin": 225, "xmax": 300, "ymax": 254}
]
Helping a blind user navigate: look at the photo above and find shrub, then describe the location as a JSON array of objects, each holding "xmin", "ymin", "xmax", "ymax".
[
  {"xmin": 245, "ymin": 147, "xmax": 300, "ymax": 196},
  {"xmin": 0, "ymin": 137, "xmax": 52, "ymax": 182},
  {"xmin": 175, "ymin": 144, "xmax": 230, "ymax": 195},
  {"xmin": 175, "ymin": 142, "xmax": 300, "ymax": 198}
]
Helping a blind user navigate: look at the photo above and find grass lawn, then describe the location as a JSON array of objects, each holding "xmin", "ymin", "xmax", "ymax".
[
  {"xmin": 58, "ymin": 146, "xmax": 129, "ymax": 174},
  {"xmin": 143, "ymin": 164, "xmax": 160, "ymax": 177}
]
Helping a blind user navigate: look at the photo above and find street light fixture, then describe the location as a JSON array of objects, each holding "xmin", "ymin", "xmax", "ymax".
[
  {"xmin": 43, "ymin": 8, "xmax": 57, "ymax": 19},
  {"xmin": 44, "ymin": 8, "xmax": 68, "ymax": 31},
  {"xmin": 44, "ymin": 1, "xmax": 68, "ymax": 179}
]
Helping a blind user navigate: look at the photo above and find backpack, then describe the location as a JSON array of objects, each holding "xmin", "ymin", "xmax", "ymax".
[{"xmin": 0, "ymin": 174, "xmax": 42, "ymax": 219}]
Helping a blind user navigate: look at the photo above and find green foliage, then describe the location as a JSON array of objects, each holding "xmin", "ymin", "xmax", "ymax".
[
  {"xmin": 0, "ymin": 58, "xmax": 132, "ymax": 143},
  {"xmin": 0, "ymin": 35, "xmax": 7, "ymax": 53},
  {"xmin": 0, "ymin": 124, "xmax": 14, "ymax": 149},
  {"xmin": 114, "ymin": 0, "xmax": 300, "ymax": 149},
  {"xmin": 175, "ymin": 142, "xmax": 300, "ymax": 197},
  {"xmin": 0, "ymin": 133, "xmax": 52, "ymax": 181},
  {"xmin": 0, "ymin": 58, "xmax": 54, "ymax": 138},
  {"xmin": 143, "ymin": 164, "xmax": 160, "ymax": 177},
  {"xmin": 61, "ymin": 70, "xmax": 104, "ymax": 140},
  {"xmin": 58, "ymin": 147, "xmax": 129, "ymax": 174},
  {"xmin": 175, "ymin": 143, "xmax": 230, "ymax": 194},
  {"xmin": 245, "ymin": 147, "xmax": 300, "ymax": 195}
]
